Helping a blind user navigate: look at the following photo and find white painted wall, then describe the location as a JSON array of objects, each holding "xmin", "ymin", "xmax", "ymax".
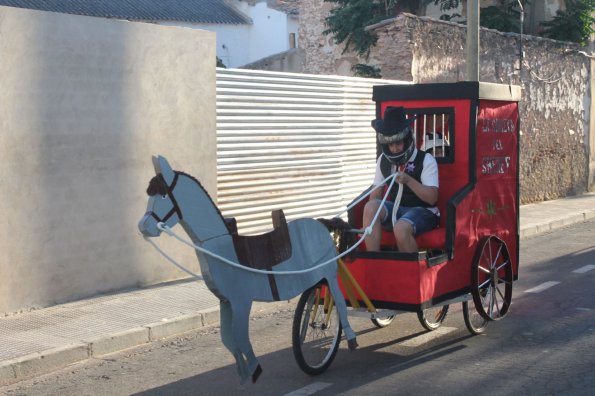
[
  {"xmin": 0, "ymin": 6, "xmax": 217, "ymax": 313},
  {"xmin": 235, "ymin": 1, "xmax": 298, "ymax": 63},
  {"xmin": 165, "ymin": 1, "xmax": 298, "ymax": 68}
]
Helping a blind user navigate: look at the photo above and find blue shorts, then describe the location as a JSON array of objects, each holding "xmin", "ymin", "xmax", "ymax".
[{"xmin": 377, "ymin": 200, "xmax": 439, "ymax": 236}]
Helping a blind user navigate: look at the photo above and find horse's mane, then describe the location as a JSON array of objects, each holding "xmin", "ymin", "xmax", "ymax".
[
  {"xmin": 147, "ymin": 175, "xmax": 168, "ymax": 196},
  {"xmin": 146, "ymin": 171, "xmax": 226, "ymax": 223}
]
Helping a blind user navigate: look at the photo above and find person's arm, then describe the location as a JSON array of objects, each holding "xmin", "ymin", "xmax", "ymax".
[
  {"xmin": 369, "ymin": 156, "xmax": 385, "ymax": 201},
  {"xmin": 395, "ymin": 173, "xmax": 438, "ymax": 205},
  {"xmin": 396, "ymin": 154, "xmax": 439, "ymax": 205}
]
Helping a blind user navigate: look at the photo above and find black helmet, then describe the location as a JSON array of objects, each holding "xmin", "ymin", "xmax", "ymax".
[{"xmin": 371, "ymin": 107, "xmax": 416, "ymax": 165}]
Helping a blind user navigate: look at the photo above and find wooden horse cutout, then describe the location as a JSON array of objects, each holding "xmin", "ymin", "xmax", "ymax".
[{"xmin": 138, "ymin": 156, "xmax": 357, "ymax": 383}]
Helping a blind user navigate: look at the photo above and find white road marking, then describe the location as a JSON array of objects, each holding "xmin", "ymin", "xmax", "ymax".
[
  {"xmin": 284, "ymin": 382, "xmax": 332, "ymax": 396},
  {"xmin": 576, "ymin": 307, "xmax": 591, "ymax": 311},
  {"xmin": 399, "ymin": 326, "xmax": 458, "ymax": 348},
  {"xmin": 524, "ymin": 281, "xmax": 560, "ymax": 293},
  {"xmin": 572, "ymin": 265, "xmax": 595, "ymax": 274}
]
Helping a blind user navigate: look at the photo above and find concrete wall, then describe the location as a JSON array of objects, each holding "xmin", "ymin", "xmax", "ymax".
[
  {"xmin": 0, "ymin": 6, "xmax": 217, "ymax": 314},
  {"xmin": 167, "ymin": 21, "xmax": 252, "ymax": 69}
]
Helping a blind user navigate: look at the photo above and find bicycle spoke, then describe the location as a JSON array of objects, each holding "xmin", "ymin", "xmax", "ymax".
[
  {"xmin": 495, "ymin": 283, "xmax": 506, "ymax": 302},
  {"xmin": 488, "ymin": 241, "xmax": 494, "ymax": 269},
  {"xmin": 496, "ymin": 260, "xmax": 510, "ymax": 272},
  {"xmin": 492, "ymin": 243, "xmax": 503, "ymax": 269},
  {"xmin": 300, "ymin": 300, "xmax": 313, "ymax": 343},
  {"xmin": 478, "ymin": 278, "xmax": 491, "ymax": 289},
  {"xmin": 495, "ymin": 272, "xmax": 512, "ymax": 285},
  {"xmin": 493, "ymin": 287, "xmax": 501, "ymax": 315},
  {"xmin": 478, "ymin": 265, "xmax": 491, "ymax": 274},
  {"xmin": 488, "ymin": 286, "xmax": 495, "ymax": 317}
]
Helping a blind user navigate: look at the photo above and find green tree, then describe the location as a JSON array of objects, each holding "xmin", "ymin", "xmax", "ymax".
[
  {"xmin": 480, "ymin": 1, "xmax": 528, "ymax": 33},
  {"xmin": 323, "ymin": 0, "xmax": 394, "ymax": 58},
  {"xmin": 541, "ymin": 0, "xmax": 595, "ymax": 45},
  {"xmin": 424, "ymin": 0, "xmax": 464, "ymax": 20},
  {"xmin": 426, "ymin": 0, "xmax": 529, "ymax": 32},
  {"xmin": 351, "ymin": 63, "xmax": 382, "ymax": 78},
  {"xmin": 323, "ymin": 0, "xmax": 428, "ymax": 57}
]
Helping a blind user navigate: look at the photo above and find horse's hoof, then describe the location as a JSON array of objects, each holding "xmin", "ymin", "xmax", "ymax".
[
  {"xmin": 347, "ymin": 338, "xmax": 358, "ymax": 351},
  {"xmin": 251, "ymin": 364, "xmax": 263, "ymax": 383}
]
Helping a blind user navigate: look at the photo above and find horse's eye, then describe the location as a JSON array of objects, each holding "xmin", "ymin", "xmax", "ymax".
[{"xmin": 161, "ymin": 195, "xmax": 167, "ymax": 199}]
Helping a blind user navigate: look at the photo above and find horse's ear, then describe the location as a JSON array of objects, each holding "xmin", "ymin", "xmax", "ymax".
[{"xmin": 153, "ymin": 155, "xmax": 175, "ymax": 185}]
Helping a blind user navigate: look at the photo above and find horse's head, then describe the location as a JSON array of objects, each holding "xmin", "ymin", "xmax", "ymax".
[{"xmin": 138, "ymin": 156, "xmax": 183, "ymax": 237}]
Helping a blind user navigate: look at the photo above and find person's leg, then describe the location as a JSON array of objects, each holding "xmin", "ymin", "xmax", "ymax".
[
  {"xmin": 393, "ymin": 220, "xmax": 417, "ymax": 253},
  {"xmin": 362, "ymin": 199, "xmax": 389, "ymax": 251},
  {"xmin": 393, "ymin": 208, "xmax": 438, "ymax": 253}
]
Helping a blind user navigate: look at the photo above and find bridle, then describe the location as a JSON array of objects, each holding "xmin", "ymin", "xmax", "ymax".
[{"xmin": 146, "ymin": 173, "xmax": 183, "ymax": 223}]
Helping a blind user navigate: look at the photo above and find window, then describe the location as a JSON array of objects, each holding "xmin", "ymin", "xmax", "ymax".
[{"xmin": 407, "ymin": 108, "xmax": 454, "ymax": 163}]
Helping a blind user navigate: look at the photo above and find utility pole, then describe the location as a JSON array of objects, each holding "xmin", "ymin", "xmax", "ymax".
[{"xmin": 466, "ymin": 0, "xmax": 479, "ymax": 81}]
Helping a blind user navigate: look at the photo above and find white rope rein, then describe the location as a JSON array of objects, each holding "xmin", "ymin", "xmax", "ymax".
[
  {"xmin": 144, "ymin": 236, "xmax": 204, "ymax": 281},
  {"xmin": 391, "ymin": 171, "xmax": 404, "ymax": 227},
  {"xmin": 144, "ymin": 172, "xmax": 401, "ymax": 276},
  {"xmin": 333, "ymin": 172, "xmax": 398, "ymax": 218}
]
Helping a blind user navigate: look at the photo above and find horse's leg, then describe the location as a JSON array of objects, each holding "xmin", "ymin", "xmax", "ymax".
[
  {"xmin": 327, "ymin": 275, "xmax": 358, "ymax": 350},
  {"xmin": 230, "ymin": 298, "xmax": 262, "ymax": 383},
  {"xmin": 220, "ymin": 300, "xmax": 249, "ymax": 381}
]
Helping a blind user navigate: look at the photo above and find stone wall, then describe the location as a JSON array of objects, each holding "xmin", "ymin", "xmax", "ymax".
[
  {"xmin": 369, "ymin": 14, "xmax": 591, "ymax": 203},
  {"xmin": 0, "ymin": 6, "xmax": 217, "ymax": 314},
  {"xmin": 299, "ymin": 4, "xmax": 592, "ymax": 202},
  {"xmin": 299, "ymin": 0, "xmax": 366, "ymax": 76}
]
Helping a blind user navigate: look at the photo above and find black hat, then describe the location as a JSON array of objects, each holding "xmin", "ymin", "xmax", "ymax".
[{"xmin": 371, "ymin": 107, "xmax": 417, "ymax": 144}]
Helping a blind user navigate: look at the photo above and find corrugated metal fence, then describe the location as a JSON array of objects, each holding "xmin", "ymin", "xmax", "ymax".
[{"xmin": 216, "ymin": 68, "xmax": 409, "ymax": 234}]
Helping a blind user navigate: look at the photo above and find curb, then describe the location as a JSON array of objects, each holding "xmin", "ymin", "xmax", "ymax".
[
  {"xmin": 0, "ymin": 344, "xmax": 88, "ymax": 386},
  {"xmin": 0, "ymin": 312, "xmax": 207, "ymax": 386},
  {"xmin": 519, "ymin": 209, "xmax": 595, "ymax": 239},
  {"xmin": 0, "ymin": 301, "xmax": 291, "ymax": 387}
]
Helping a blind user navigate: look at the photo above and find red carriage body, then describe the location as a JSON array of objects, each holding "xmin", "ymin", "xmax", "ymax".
[{"xmin": 342, "ymin": 81, "xmax": 521, "ymax": 311}]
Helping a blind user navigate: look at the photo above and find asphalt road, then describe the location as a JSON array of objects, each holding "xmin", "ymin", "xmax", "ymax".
[{"xmin": 3, "ymin": 219, "xmax": 595, "ymax": 396}]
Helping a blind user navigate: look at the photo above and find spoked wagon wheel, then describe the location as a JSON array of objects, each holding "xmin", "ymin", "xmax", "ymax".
[
  {"xmin": 471, "ymin": 235, "xmax": 513, "ymax": 321},
  {"xmin": 292, "ymin": 284, "xmax": 342, "ymax": 376},
  {"xmin": 417, "ymin": 305, "xmax": 449, "ymax": 331},
  {"xmin": 462, "ymin": 300, "xmax": 489, "ymax": 334},
  {"xmin": 371, "ymin": 314, "xmax": 395, "ymax": 328}
]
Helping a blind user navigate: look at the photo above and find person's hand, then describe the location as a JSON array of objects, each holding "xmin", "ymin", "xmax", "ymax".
[{"xmin": 396, "ymin": 171, "xmax": 411, "ymax": 185}]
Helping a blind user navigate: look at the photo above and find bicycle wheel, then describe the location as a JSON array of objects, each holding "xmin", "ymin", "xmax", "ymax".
[
  {"xmin": 471, "ymin": 235, "xmax": 513, "ymax": 321},
  {"xmin": 371, "ymin": 315, "xmax": 395, "ymax": 328},
  {"xmin": 292, "ymin": 284, "xmax": 342, "ymax": 376},
  {"xmin": 462, "ymin": 300, "xmax": 489, "ymax": 335},
  {"xmin": 417, "ymin": 305, "xmax": 449, "ymax": 331}
]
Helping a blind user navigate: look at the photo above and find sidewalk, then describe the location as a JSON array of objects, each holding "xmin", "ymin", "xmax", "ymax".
[{"xmin": 1, "ymin": 193, "xmax": 595, "ymax": 386}]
